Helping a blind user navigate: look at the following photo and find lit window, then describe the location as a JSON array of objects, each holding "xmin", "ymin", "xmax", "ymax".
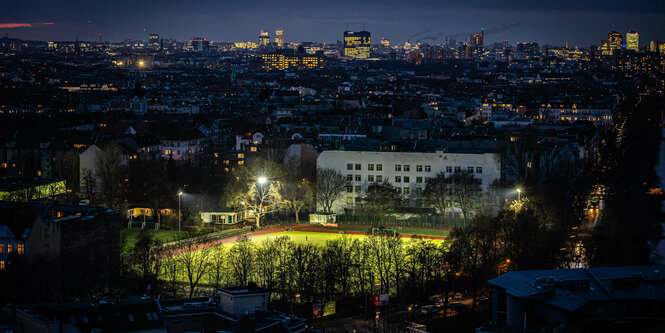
[
  {"xmin": 0, "ymin": 244, "xmax": 3, "ymax": 254},
  {"xmin": 7, "ymin": 244, "xmax": 11, "ymax": 253},
  {"xmin": 238, "ymin": 153, "xmax": 244, "ymax": 159},
  {"xmin": 250, "ymin": 147, "xmax": 257, "ymax": 152},
  {"xmin": 238, "ymin": 161, "xmax": 244, "ymax": 165},
  {"xmin": 0, "ymin": 261, "xmax": 4, "ymax": 270}
]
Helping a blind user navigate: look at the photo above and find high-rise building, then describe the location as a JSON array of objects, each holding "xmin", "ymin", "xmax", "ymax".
[
  {"xmin": 516, "ymin": 42, "xmax": 539, "ymax": 60},
  {"xmin": 626, "ymin": 30, "xmax": 639, "ymax": 51},
  {"xmin": 343, "ymin": 30, "xmax": 371, "ymax": 59},
  {"xmin": 604, "ymin": 31, "xmax": 623, "ymax": 55},
  {"xmin": 471, "ymin": 28, "xmax": 484, "ymax": 46},
  {"xmin": 275, "ymin": 30, "xmax": 284, "ymax": 46},
  {"xmin": 259, "ymin": 29, "xmax": 270, "ymax": 47},
  {"xmin": 380, "ymin": 38, "xmax": 390, "ymax": 47},
  {"xmin": 190, "ymin": 37, "xmax": 210, "ymax": 52},
  {"xmin": 148, "ymin": 34, "xmax": 160, "ymax": 49}
]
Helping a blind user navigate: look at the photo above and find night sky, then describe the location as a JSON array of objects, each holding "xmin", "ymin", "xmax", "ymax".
[{"xmin": 2, "ymin": 0, "xmax": 664, "ymax": 46}]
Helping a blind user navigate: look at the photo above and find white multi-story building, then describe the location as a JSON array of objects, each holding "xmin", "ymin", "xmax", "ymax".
[{"xmin": 317, "ymin": 148, "xmax": 501, "ymax": 216}]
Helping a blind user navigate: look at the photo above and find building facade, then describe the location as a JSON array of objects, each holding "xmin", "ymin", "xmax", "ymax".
[
  {"xmin": 344, "ymin": 31, "xmax": 371, "ymax": 59},
  {"xmin": 317, "ymin": 148, "xmax": 500, "ymax": 215},
  {"xmin": 626, "ymin": 30, "xmax": 639, "ymax": 51},
  {"xmin": 261, "ymin": 54, "xmax": 324, "ymax": 71}
]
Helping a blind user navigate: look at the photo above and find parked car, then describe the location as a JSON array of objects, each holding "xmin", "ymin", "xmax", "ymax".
[
  {"xmin": 420, "ymin": 305, "xmax": 440, "ymax": 314},
  {"xmin": 447, "ymin": 302, "xmax": 466, "ymax": 311}
]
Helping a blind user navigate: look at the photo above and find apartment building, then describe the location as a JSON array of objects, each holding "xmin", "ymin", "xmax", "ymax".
[{"xmin": 316, "ymin": 141, "xmax": 500, "ymax": 215}]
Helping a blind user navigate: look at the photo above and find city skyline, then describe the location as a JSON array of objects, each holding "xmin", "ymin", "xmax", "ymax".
[{"xmin": 2, "ymin": 0, "xmax": 664, "ymax": 46}]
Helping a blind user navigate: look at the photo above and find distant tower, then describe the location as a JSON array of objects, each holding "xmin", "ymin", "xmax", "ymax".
[
  {"xmin": 626, "ymin": 30, "xmax": 639, "ymax": 51},
  {"xmin": 275, "ymin": 30, "xmax": 284, "ymax": 47},
  {"xmin": 259, "ymin": 29, "xmax": 270, "ymax": 46}
]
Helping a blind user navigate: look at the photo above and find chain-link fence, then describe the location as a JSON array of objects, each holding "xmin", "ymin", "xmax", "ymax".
[{"xmin": 337, "ymin": 214, "xmax": 466, "ymax": 229}]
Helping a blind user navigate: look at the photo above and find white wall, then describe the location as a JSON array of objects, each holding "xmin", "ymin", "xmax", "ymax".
[{"xmin": 316, "ymin": 150, "xmax": 501, "ymax": 214}]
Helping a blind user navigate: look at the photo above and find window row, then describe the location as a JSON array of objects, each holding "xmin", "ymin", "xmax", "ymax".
[
  {"xmin": 0, "ymin": 243, "xmax": 24, "ymax": 255},
  {"xmin": 346, "ymin": 163, "xmax": 482, "ymax": 174},
  {"xmin": 347, "ymin": 163, "xmax": 383, "ymax": 171}
]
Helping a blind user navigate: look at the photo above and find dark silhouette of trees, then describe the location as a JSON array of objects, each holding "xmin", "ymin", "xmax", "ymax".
[{"xmin": 315, "ymin": 168, "xmax": 348, "ymax": 213}]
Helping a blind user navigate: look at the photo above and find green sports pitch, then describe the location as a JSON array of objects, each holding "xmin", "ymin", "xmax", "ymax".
[{"xmin": 246, "ymin": 231, "xmax": 445, "ymax": 245}]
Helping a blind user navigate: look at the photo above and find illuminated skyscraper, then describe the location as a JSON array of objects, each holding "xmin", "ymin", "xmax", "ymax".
[
  {"xmin": 606, "ymin": 31, "xmax": 623, "ymax": 55},
  {"xmin": 626, "ymin": 30, "xmax": 639, "ymax": 51},
  {"xmin": 275, "ymin": 30, "xmax": 284, "ymax": 46},
  {"xmin": 471, "ymin": 28, "xmax": 484, "ymax": 46},
  {"xmin": 380, "ymin": 38, "xmax": 390, "ymax": 47},
  {"xmin": 259, "ymin": 29, "xmax": 270, "ymax": 46},
  {"xmin": 343, "ymin": 30, "xmax": 371, "ymax": 59}
]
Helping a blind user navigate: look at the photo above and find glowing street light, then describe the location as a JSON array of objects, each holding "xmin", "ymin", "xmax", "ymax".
[
  {"xmin": 178, "ymin": 191, "xmax": 184, "ymax": 233},
  {"xmin": 257, "ymin": 177, "xmax": 267, "ymax": 184},
  {"xmin": 516, "ymin": 188, "xmax": 522, "ymax": 201}
]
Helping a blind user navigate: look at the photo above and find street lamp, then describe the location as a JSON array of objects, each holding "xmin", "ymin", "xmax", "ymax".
[
  {"xmin": 257, "ymin": 177, "xmax": 267, "ymax": 184},
  {"xmin": 516, "ymin": 188, "xmax": 522, "ymax": 201},
  {"xmin": 178, "ymin": 191, "xmax": 183, "ymax": 233}
]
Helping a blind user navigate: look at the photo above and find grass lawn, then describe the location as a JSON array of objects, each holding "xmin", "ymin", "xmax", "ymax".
[
  {"xmin": 122, "ymin": 229, "xmax": 181, "ymax": 251},
  {"xmin": 248, "ymin": 231, "xmax": 445, "ymax": 245}
]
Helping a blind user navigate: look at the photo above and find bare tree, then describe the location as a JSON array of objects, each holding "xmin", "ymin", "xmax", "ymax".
[
  {"xmin": 95, "ymin": 144, "xmax": 126, "ymax": 208},
  {"xmin": 424, "ymin": 172, "xmax": 451, "ymax": 215},
  {"xmin": 81, "ymin": 168, "xmax": 97, "ymax": 200},
  {"xmin": 225, "ymin": 158, "xmax": 286, "ymax": 227},
  {"xmin": 175, "ymin": 232, "xmax": 213, "ymax": 298},
  {"xmin": 315, "ymin": 168, "xmax": 348, "ymax": 213},
  {"xmin": 450, "ymin": 172, "xmax": 482, "ymax": 220},
  {"xmin": 131, "ymin": 229, "xmax": 163, "ymax": 290},
  {"xmin": 228, "ymin": 235, "xmax": 255, "ymax": 285},
  {"xmin": 281, "ymin": 178, "xmax": 314, "ymax": 223},
  {"xmin": 162, "ymin": 246, "xmax": 181, "ymax": 298},
  {"xmin": 206, "ymin": 245, "xmax": 227, "ymax": 290}
]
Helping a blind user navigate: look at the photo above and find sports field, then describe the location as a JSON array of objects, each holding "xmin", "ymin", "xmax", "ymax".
[{"xmin": 247, "ymin": 230, "xmax": 445, "ymax": 245}]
